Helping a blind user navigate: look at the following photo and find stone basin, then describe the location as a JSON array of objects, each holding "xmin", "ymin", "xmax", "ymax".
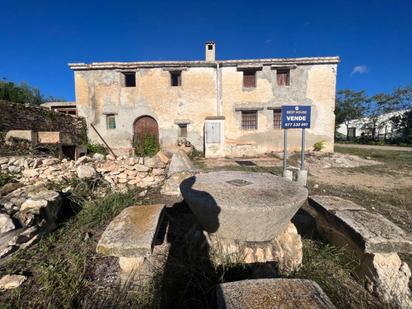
[{"xmin": 180, "ymin": 171, "xmax": 308, "ymax": 242}]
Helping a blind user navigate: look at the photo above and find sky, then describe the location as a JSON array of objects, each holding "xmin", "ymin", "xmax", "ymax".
[{"xmin": 0, "ymin": 0, "xmax": 411, "ymax": 101}]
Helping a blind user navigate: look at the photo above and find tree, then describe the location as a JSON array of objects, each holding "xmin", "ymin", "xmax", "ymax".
[
  {"xmin": 335, "ymin": 89, "xmax": 368, "ymax": 140},
  {"xmin": 387, "ymin": 86, "xmax": 412, "ymax": 143},
  {"xmin": 0, "ymin": 79, "xmax": 63, "ymax": 105}
]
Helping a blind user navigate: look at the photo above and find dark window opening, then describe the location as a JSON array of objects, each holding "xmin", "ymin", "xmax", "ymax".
[
  {"xmin": 171, "ymin": 71, "xmax": 182, "ymax": 87},
  {"xmin": 106, "ymin": 114, "xmax": 116, "ymax": 129},
  {"xmin": 243, "ymin": 70, "xmax": 257, "ymax": 88},
  {"xmin": 208, "ymin": 44, "xmax": 213, "ymax": 50},
  {"xmin": 178, "ymin": 124, "xmax": 187, "ymax": 137},
  {"xmin": 123, "ymin": 72, "xmax": 136, "ymax": 87},
  {"xmin": 273, "ymin": 109, "xmax": 282, "ymax": 129},
  {"xmin": 348, "ymin": 127, "xmax": 356, "ymax": 138},
  {"xmin": 277, "ymin": 69, "xmax": 290, "ymax": 86},
  {"xmin": 241, "ymin": 111, "xmax": 258, "ymax": 130}
]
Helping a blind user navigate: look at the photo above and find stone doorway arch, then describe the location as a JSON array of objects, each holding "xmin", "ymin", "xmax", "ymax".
[{"xmin": 133, "ymin": 115, "xmax": 159, "ymax": 147}]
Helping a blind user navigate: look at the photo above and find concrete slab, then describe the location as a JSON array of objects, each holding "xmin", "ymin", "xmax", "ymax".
[
  {"xmin": 216, "ymin": 278, "xmax": 336, "ymax": 309},
  {"xmin": 335, "ymin": 210, "xmax": 412, "ymax": 254},
  {"xmin": 96, "ymin": 204, "xmax": 165, "ymax": 258},
  {"xmin": 308, "ymin": 196, "xmax": 412, "ymax": 254},
  {"xmin": 309, "ymin": 195, "xmax": 366, "ymax": 213}
]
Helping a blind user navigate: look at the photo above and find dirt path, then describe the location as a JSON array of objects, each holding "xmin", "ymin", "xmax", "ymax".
[{"xmin": 336, "ymin": 143, "xmax": 412, "ymax": 152}]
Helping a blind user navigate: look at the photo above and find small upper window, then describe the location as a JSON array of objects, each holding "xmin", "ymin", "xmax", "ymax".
[
  {"xmin": 106, "ymin": 114, "xmax": 116, "ymax": 129},
  {"xmin": 277, "ymin": 69, "xmax": 290, "ymax": 86},
  {"xmin": 241, "ymin": 111, "xmax": 258, "ymax": 130},
  {"xmin": 243, "ymin": 70, "xmax": 256, "ymax": 88},
  {"xmin": 273, "ymin": 109, "xmax": 282, "ymax": 129},
  {"xmin": 123, "ymin": 72, "xmax": 136, "ymax": 87},
  {"xmin": 170, "ymin": 71, "xmax": 182, "ymax": 87},
  {"xmin": 208, "ymin": 44, "xmax": 213, "ymax": 50},
  {"xmin": 178, "ymin": 124, "xmax": 188, "ymax": 137}
]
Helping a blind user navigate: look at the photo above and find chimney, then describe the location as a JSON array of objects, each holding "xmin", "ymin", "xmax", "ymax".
[{"xmin": 205, "ymin": 41, "xmax": 216, "ymax": 62}]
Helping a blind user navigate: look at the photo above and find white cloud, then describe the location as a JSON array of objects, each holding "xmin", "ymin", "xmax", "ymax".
[
  {"xmin": 264, "ymin": 39, "xmax": 272, "ymax": 44},
  {"xmin": 351, "ymin": 65, "xmax": 369, "ymax": 75}
]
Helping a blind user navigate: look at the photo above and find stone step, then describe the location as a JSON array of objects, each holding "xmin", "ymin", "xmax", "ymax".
[
  {"xmin": 308, "ymin": 195, "xmax": 412, "ymax": 254},
  {"xmin": 216, "ymin": 278, "xmax": 336, "ymax": 309},
  {"xmin": 96, "ymin": 204, "xmax": 165, "ymax": 258}
]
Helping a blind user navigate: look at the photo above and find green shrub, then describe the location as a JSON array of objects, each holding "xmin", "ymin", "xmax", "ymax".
[
  {"xmin": 313, "ymin": 140, "xmax": 326, "ymax": 151},
  {"xmin": 0, "ymin": 172, "xmax": 14, "ymax": 187},
  {"xmin": 188, "ymin": 147, "xmax": 204, "ymax": 160},
  {"xmin": 86, "ymin": 143, "xmax": 108, "ymax": 156},
  {"xmin": 134, "ymin": 134, "xmax": 159, "ymax": 157}
]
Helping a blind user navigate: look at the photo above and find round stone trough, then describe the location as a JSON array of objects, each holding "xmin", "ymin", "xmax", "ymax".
[{"xmin": 180, "ymin": 171, "xmax": 308, "ymax": 242}]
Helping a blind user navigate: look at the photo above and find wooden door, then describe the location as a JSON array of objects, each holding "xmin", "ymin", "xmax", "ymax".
[{"xmin": 133, "ymin": 116, "xmax": 159, "ymax": 145}]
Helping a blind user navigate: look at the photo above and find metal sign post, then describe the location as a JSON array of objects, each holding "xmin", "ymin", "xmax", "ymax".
[
  {"xmin": 283, "ymin": 129, "xmax": 288, "ymax": 174},
  {"xmin": 281, "ymin": 105, "xmax": 312, "ymax": 182},
  {"xmin": 301, "ymin": 128, "xmax": 305, "ymax": 170}
]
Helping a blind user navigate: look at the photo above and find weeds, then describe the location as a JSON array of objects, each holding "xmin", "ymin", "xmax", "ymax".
[
  {"xmin": 0, "ymin": 172, "xmax": 14, "ymax": 186},
  {"xmin": 86, "ymin": 143, "xmax": 108, "ymax": 156},
  {"xmin": 134, "ymin": 134, "xmax": 159, "ymax": 157},
  {"xmin": 0, "ymin": 188, "xmax": 142, "ymax": 308},
  {"xmin": 291, "ymin": 239, "xmax": 384, "ymax": 309}
]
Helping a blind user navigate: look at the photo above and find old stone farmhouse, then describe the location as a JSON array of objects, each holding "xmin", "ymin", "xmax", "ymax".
[{"xmin": 69, "ymin": 42, "xmax": 339, "ymax": 157}]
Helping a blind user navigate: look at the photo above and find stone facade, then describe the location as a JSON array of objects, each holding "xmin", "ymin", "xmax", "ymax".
[
  {"xmin": 0, "ymin": 101, "xmax": 86, "ymax": 144},
  {"xmin": 69, "ymin": 44, "xmax": 339, "ymax": 157}
]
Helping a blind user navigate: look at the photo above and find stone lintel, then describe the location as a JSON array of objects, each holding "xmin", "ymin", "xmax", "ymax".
[
  {"xmin": 174, "ymin": 119, "xmax": 191, "ymax": 125},
  {"xmin": 235, "ymin": 107, "xmax": 264, "ymax": 112},
  {"xmin": 162, "ymin": 67, "xmax": 188, "ymax": 72},
  {"xmin": 270, "ymin": 64, "xmax": 298, "ymax": 69},
  {"xmin": 96, "ymin": 204, "xmax": 165, "ymax": 258},
  {"xmin": 236, "ymin": 65, "xmax": 263, "ymax": 71},
  {"xmin": 205, "ymin": 116, "xmax": 225, "ymax": 120}
]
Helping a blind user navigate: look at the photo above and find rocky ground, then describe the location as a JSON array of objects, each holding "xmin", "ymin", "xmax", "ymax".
[{"xmin": 0, "ymin": 152, "xmax": 170, "ymax": 262}]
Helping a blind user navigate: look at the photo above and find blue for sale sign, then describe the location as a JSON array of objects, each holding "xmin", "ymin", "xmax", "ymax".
[{"xmin": 281, "ymin": 105, "xmax": 311, "ymax": 129}]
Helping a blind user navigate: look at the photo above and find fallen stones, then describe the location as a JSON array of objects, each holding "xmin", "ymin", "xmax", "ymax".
[
  {"xmin": 308, "ymin": 195, "xmax": 412, "ymax": 308},
  {"xmin": 216, "ymin": 278, "xmax": 336, "ymax": 309},
  {"xmin": 160, "ymin": 171, "xmax": 194, "ymax": 196},
  {"xmin": 168, "ymin": 149, "xmax": 196, "ymax": 176},
  {"xmin": 0, "ymin": 274, "xmax": 27, "ymax": 290},
  {"xmin": 92, "ymin": 153, "xmax": 105, "ymax": 161},
  {"xmin": 359, "ymin": 253, "xmax": 412, "ymax": 309},
  {"xmin": 76, "ymin": 165, "xmax": 97, "ymax": 179},
  {"xmin": 0, "ymin": 213, "xmax": 15, "ymax": 235},
  {"xmin": 207, "ymin": 222, "xmax": 303, "ymax": 276},
  {"xmin": 181, "ymin": 171, "xmax": 308, "ymax": 242}
]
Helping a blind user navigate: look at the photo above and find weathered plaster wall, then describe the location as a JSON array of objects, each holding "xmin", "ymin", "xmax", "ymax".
[
  {"xmin": 220, "ymin": 64, "xmax": 337, "ymax": 156},
  {"xmin": 74, "ymin": 62, "xmax": 337, "ymax": 157},
  {"xmin": 75, "ymin": 68, "xmax": 217, "ymax": 155}
]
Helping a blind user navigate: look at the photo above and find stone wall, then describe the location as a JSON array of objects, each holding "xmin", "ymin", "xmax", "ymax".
[{"xmin": 0, "ymin": 101, "xmax": 87, "ymax": 144}]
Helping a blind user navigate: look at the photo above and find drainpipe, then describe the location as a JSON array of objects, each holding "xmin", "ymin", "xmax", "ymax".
[{"xmin": 215, "ymin": 62, "xmax": 222, "ymax": 116}]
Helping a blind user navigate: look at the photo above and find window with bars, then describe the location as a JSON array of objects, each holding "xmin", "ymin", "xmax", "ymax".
[
  {"xmin": 178, "ymin": 124, "xmax": 187, "ymax": 137},
  {"xmin": 106, "ymin": 114, "xmax": 116, "ymax": 129},
  {"xmin": 277, "ymin": 69, "xmax": 290, "ymax": 86},
  {"xmin": 170, "ymin": 71, "xmax": 182, "ymax": 87},
  {"xmin": 243, "ymin": 70, "xmax": 256, "ymax": 88},
  {"xmin": 123, "ymin": 72, "xmax": 136, "ymax": 87},
  {"xmin": 273, "ymin": 109, "xmax": 282, "ymax": 129},
  {"xmin": 241, "ymin": 111, "xmax": 258, "ymax": 130}
]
